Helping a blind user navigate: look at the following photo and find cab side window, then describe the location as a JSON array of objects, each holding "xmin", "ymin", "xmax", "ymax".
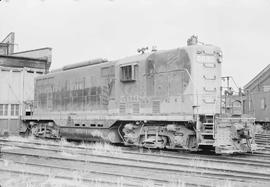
[{"xmin": 120, "ymin": 64, "xmax": 137, "ymax": 82}]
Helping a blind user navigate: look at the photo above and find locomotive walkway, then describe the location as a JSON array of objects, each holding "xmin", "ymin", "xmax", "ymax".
[{"xmin": 0, "ymin": 137, "xmax": 270, "ymax": 187}]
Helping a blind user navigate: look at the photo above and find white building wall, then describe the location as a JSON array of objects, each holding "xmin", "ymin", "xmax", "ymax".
[{"xmin": 0, "ymin": 66, "xmax": 44, "ymax": 135}]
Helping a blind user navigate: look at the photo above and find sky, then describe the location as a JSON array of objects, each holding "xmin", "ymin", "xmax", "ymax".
[{"xmin": 0, "ymin": 0, "xmax": 270, "ymax": 88}]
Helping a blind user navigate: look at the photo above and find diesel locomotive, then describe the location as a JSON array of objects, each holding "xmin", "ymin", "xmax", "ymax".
[{"xmin": 21, "ymin": 36, "xmax": 257, "ymax": 154}]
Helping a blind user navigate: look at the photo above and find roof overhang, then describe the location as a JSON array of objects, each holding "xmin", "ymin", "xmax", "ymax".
[{"xmin": 244, "ymin": 64, "xmax": 270, "ymax": 90}]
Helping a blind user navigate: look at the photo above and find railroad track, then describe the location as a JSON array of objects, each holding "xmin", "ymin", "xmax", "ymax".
[
  {"xmin": 1, "ymin": 137, "xmax": 270, "ymax": 168},
  {"xmin": 1, "ymin": 137, "xmax": 270, "ymax": 164},
  {"xmin": 0, "ymin": 161, "xmax": 147, "ymax": 187},
  {"xmin": 0, "ymin": 142, "xmax": 222, "ymax": 187},
  {"xmin": 0, "ymin": 137, "xmax": 270, "ymax": 186}
]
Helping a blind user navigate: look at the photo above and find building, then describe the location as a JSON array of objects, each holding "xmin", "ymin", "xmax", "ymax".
[
  {"xmin": 0, "ymin": 33, "xmax": 52, "ymax": 135},
  {"xmin": 244, "ymin": 64, "xmax": 270, "ymax": 123}
]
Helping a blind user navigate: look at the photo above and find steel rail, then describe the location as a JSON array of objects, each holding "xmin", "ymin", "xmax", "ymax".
[
  {"xmin": 1, "ymin": 138, "xmax": 270, "ymax": 166},
  {"xmin": 1, "ymin": 142, "xmax": 270, "ymax": 184},
  {"xmin": 0, "ymin": 160, "xmax": 154, "ymax": 187},
  {"xmin": 1, "ymin": 150, "xmax": 270, "ymax": 186}
]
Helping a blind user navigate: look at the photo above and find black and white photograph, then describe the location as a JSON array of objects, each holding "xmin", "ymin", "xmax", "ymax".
[{"xmin": 0, "ymin": 0, "xmax": 270, "ymax": 186}]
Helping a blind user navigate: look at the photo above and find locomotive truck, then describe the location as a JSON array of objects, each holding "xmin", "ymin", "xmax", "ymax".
[{"xmin": 21, "ymin": 36, "xmax": 257, "ymax": 154}]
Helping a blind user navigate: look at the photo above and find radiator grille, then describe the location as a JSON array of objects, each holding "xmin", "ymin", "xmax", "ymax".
[
  {"xmin": 119, "ymin": 102, "xmax": 126, "ymax": 114},
  {"xmin": 132, "ymin": 102, "xmax": 140, "ymax": 114},
  {"xmin": 152, "ymin": 100, "xmax": 160, "ymax": 113}
]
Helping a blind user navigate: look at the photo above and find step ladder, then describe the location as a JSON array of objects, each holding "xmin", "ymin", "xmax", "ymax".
[{"xmin": 199, "ymin": 114, "xmax": 215, "ymax": 145}]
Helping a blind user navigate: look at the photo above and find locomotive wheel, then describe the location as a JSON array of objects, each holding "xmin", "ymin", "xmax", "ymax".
[
  {"xmin": 31, "ymin": 125, "xmax": 39, "ymax": 137},
  {"xmin": 30, "ymin": 123, "xmax": 59, "ymax": 139},
  {"xmin": 140, "ymin": 135, "xmax": 167, "ymax": 149}
]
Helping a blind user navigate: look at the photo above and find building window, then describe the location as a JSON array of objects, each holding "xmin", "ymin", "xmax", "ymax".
[
  {"xmin": 120, "ymin": 64, "xmax": 137, "ymax": 82},
  {"xmin": 11, "ymin": 104, "xmax": 19, "ymax": 116},
  {"xmin": 0, "ymin": 104, "xmax": 9, "ymax": 116}
]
